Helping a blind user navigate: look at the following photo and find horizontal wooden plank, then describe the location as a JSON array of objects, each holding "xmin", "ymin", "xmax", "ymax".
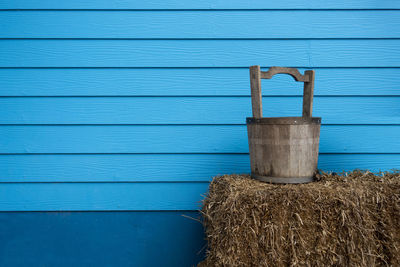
[
  {"xmin": 0, "ymin": 182, "xmax": 209, "ymax": 211},
  {"xmin": 0, "ymin": 125, "xmax": 398, "ymax": 153},
  {"xmin": 0, "ymin": 211, "xmax": 205, "ymax": 266},
  {"xmin": 1, "ymin": 0, "xmax": 399, "ymax": 10},
  {"xmin": 1, "ymin": 40, "xmax": 400, "ymax": 67},
  {"xmin": 2, "ymin": 11, "xmax": 400, "ymax": 38},
  {"xmin": 318, "ymin": 154, "xmax": 400, "ymax": 173},
  {"xmin": 1, "ymin": 68, "xmax": 400, "ymax": 96},
  {"xmin": 0, "ymin": 154, "xmax": 248, "ymax": 182},
  {"xmin": 0, "ymin": 154, "xmax": 398, "ymax": 182},
  {"xmin": 0, "ymin": 96, "xmax": 398, "ymax": 124}
]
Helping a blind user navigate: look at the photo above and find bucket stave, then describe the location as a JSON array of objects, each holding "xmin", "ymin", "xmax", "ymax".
[{"xmin": 246, "ymin": 66, "xmax": 321, "ymax": 184}]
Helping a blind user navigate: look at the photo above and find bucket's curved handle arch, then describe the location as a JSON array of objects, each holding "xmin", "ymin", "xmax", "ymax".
[
  {"xmin": 249, "ymin": 65, "xmax": 315, "ymax": 119},
  {"xmin": 261, "ymin": 66, "xmax": 309, "ymax": 82}
]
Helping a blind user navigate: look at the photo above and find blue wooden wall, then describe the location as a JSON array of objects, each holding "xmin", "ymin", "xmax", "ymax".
[{"xmin": 0, "ymin": 1, "xmax": 400, "ymax": 266}]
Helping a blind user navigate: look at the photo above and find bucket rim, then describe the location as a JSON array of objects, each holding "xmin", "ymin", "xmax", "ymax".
[{"xmin": 246, "ymin": 117, "xmax": 321, "ymax": 125}]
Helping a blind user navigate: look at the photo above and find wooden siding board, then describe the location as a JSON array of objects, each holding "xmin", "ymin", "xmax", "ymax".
[
  {"xmin": 0, "ymin": 96, "xmax": 398, "ymax": 124},
  {"xmin": 1, "ymin": 0, "xmax": 400, "ymax": 10},
  {"xmin": 0, "ymin": 211, "xmax": 205, "ymax": 266},
  {"xmin": 0, "ymin": 154, "xmax": 398, "ymax": 182},
  {"xmin": 0, "ymin": 182, "xmax": 210, "ymax": 211},
  {"xmin": 0, "ymin": 125, "xmax": 398, "ymax": 154},
  {"xmin": 1, "ymin": 68, "xmax": 400, "ymax": 96},
  {"xmin": 318, "ymin": 154, "xmax": 400, "ymax": 172},
  {"xmin": 2, "ymin": 11, "xmax": 400, "ymax": 38},
  {"xmin": 1, "ymin": 40, "xmax": 400, "ymax": 67}
]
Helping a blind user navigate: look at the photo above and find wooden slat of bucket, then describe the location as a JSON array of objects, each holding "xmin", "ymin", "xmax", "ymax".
[{"xmin": 247, "ymin": 121, "xmax": 320, "ymax": 183}]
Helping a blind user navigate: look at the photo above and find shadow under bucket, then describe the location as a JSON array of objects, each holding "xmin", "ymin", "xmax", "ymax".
[{"xmin": 246, "ymin": 66, "xmax": 321, "ymax": 184}]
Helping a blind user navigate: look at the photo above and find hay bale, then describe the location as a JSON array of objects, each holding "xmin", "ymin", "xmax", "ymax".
[{"xmin": 200, "ymin": 171, "xmax": 400, "ymax": 266}]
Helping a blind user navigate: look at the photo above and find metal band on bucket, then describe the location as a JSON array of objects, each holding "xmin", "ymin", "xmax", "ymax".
[{"xmin": 251, "ymin": 174, "xmax": 314, "ymax": 184}]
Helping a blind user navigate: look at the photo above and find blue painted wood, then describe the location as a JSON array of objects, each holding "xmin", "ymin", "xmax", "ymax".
[
  {"xmin": 0, "ymin": 154, "xmax": 398, "ymax": 182},
  {"xmin": 0, "ymin": 211, "xmax": 205, "ymax": 266},
  {"xmin": 1, "ymin": 40, "xmax": 400, "ymax": 67},
  {"xmin": 1, "ymin": 68, "xmax": 400, "ymax": 96},
  {"xmin": 1, "ymin": 0, "xmax": 399, "ymax": 9},
  {"xmin": 0, "ymin": 125, "xmax": 398, "ymax": 153},
  {"xmin": 2, "ymin": 11, "xmax": 400, "ymax": 38},
  {"xmin": 318, "ymin": 154, "xmax": 400, "ymax": 173},
  {"xmin": 0, "ymin": 154, "xmax": 249, "ymax": 182},
  {"xmin": 0, "ymin": 182, "xmax": 209, "ymax": 211},
  {"xmin": 0, "ymin": 96, "xmax": 399, "ymax": 124},
  {"xmin": 0, "ymin": 1, "xmax": 399, "ymax": 265}
]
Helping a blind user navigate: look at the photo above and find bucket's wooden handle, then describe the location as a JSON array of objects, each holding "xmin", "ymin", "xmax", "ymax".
[{"xmin": 249, "ymin": 66, "xmax": 315, "ymax": 119}]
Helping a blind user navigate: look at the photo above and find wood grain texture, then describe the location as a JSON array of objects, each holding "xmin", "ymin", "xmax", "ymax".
[
  {"xmin": 318, "ymin": 154, "xmax": 400, "ymax": 172},
  {"xmin": 247, "ymin": 121, "xmax": 320, "ymax": 182},
  {"xmin": 2, "ymin": 11, "xmax": 400, "ymax": 38},
  {"xmin": 0, "ymin": 125, "xmax": 398, "ymax": 153},
  {"xmin": 0, "ymin": 182, "xmax": 209, "ymax": 211},
  {"xmin": 261, "ymin": 67, "xmax": 309, "ymax": 82},
  {"xmin": 248, "ymin": 67, "xmax": 319, "ymax": 183},
  {"xmin": 0, "ymin": 154, "xmax": 249, "ymax": 182},
  {"xmin": 302, "ymin": 70, "xmax": 315, "ymax": 118},
  {"xmin": 0, "ymin": 96, "xmax": 398, "ymax": 124},
  {"xmin": 1, "ymin": 68, "xmax": 399, "ymax": 96},
  {"xmin": 249, "ymin": 65, "xmax": 262, "ymax": 118},
  {"xmin": 0, "ymin": 154, "xmax": 398, "ymax": 183},
  {"xmin": 1, "ymin": 0, "xmax": 399, "ymax": 9},
  {"xmin": 1, "ymin": 40, "xmax": 400, "ymax": 67}
]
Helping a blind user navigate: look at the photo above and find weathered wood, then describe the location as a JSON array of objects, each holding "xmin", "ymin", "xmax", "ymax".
[
  {"xmin": 247, "ymin": 118, "xmax": 320, "ymax": 183},
  {"xmin": 247, "ymin": 66, "xmax": 321, "ymax": 183},
  {"xmin": 261, "ymin": 66, "xmax": 310, "ymax": 82},
  {"xmin": 249, "ymin": 65, "xmax": 262, "ymax": 118},
  {"xmin": 302, "ymin": 70, "xmax": 315, "ymax": 118}
]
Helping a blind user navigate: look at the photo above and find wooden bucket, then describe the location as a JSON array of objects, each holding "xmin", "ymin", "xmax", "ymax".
[{"xmin": 246, "ymin": 66, "xmax": 321, "ymax": 184}]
